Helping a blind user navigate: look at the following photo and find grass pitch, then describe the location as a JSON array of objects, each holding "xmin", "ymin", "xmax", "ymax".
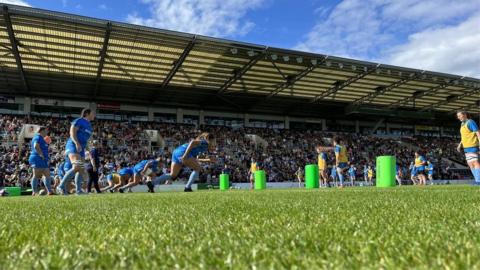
[{"xmin": 1, "ymin": 186, "xmax": 480, "ymax": 269}]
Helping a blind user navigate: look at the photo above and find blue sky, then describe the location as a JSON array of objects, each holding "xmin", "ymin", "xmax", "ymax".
[{"xmin": 2, "ymin": 0, "xmax": 480, "ymax": 78}]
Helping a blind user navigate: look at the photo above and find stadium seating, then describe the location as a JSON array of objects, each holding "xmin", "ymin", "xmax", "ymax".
[{"xmin": 0, "ymin": 114, "xmax": 469, "ymax": 188}]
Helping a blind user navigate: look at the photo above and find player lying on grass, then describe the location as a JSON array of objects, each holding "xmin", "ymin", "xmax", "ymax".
[{"xmin": 153, "ymin": 132, "xmax": 217, "ymax": 192}]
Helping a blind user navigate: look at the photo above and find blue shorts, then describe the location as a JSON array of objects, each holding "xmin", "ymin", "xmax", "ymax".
[
  {"xmin": 172, "ymin": 148, "xmax": 194, "ymax": 164},
  {"xmin": 65, "ymin": 140, "xmax": 85, "ymax": 158},
  {"xmin": 464, "ymin": 147, "xmax": 479, "ymax": 153},
  {"xmin": 64, "ymin": 161, "xmax": 72, "ymax": 172},
  {"xmin": 133, "ymin": 164, "xmax": 144, "ymax": 175},
  {"xmin": 119, "ymin": 168, "xmax": 133, "ymax": 176},
  {"xmin": 337, "ymin": 162, "xmax": 348, "ymax": 169},
  {"xmin": 29, "ymin": 156, "xmax": 48, "ymax": 169},
  {"xmin": 415, "ymin": 167, "xmax": 425, "ymax": 175},
  {"xmin": 133, "ymin": 165, "xmax": 157, "ymax": 175}
]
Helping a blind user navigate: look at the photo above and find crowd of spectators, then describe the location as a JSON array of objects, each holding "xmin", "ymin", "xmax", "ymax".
[{"xmin": 0, "ymin": 114, "xmax": 470, "ymax": 188}]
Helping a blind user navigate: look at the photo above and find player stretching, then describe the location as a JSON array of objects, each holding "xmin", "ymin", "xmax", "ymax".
[
  {"xmin": 154, "ymin": 132, "xmax": 217, "ymax": 192},
  {"xmin": 456, "ymin": 111, "xmax": 480, "ymax": 184},
  {"xmin": 57, "ymin": 108, "xmax": 95, "ymax": 195},
  {"xmin": 119, "ymin": 158, "xmax": 161, "ymax": 193}
]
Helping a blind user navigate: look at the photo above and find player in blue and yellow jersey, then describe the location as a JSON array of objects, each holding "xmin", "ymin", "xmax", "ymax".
[
  {"xmin": 249, "ymin": 157, "xmax": 259, "ymax": 190},
  {"xmin": 414, "ymin": 151, "xmax": 427, "ymax": 185},
  {"xmin": 316, "ymin": 146, "xmax": 329, "ymax": 187},
  {"xmin": 154, "ymin": 132, "xmax": 217, "ymax": 192},
  {"xmin": 28, "ymin": 127, "xmax": 54, "ymax": 195},
  {"xmin": 456, "ymin": 111, "xmax": 480, "ymax": 184},
  {"xmin": 367, "ymin": 165, "xmax": 374, "ymax": 185},
  {"xmin": 318, "ymin": 137, "xmax": 349, "ymax": 188},
  {"xmin": 57, "ymin": 108, "xmax": 95, "ymax": 195}
]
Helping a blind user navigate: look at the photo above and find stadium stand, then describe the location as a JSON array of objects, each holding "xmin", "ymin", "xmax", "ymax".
[{"xmin": 0, "ymin": 114, "xmax": 471, "ymax": 188}]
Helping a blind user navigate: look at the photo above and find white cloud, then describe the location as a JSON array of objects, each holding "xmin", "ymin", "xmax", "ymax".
[
  {"xmin": 98, "ymin": 4, "xmax": 108, "ymax": 10},
  {"xmin": 294, "ymin": 0, "xmax": 480, "ymax": 77},
  {"xmin": 386, "ymin": 14, "xmax": 480, "ymax": 78},
  {"xmin": 0, "ymin": 0, "xmax": 31, "ymax": 6},
  {"xmin": 126, "ymin": 0, "xmax": 265, "ymax": 37}
]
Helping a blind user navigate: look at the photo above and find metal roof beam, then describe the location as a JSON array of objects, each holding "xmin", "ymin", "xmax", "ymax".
[
  {"xmin": 217, "ymin": 50, "xmax": 266, "ymax": 94},
  {"xmin": 161, "ymin": 35, "xmax": 196, "ymax": 88},
  {"xmin": 420, "ymin": 87, "xmax": 480, "ymax": 112},
  {"xmin": 310, "ymin": 63, "xmax": 380, "ymax": 103},
  {"xmin": 149, "ymin": 36, "xmax": 196, "ymax": 104},
  {"xmin": 266, "ymin": 59, "xmax": 324, "ymax": 99},
  {"xmin": 2, "ymin": 5, "xmax": 29, "ymax": 94},
  {"xmin": 449, "ymin": 100, "xmax": 480, "ymax": 114},
  {"xmin": 352, "ymin": 72, "xmax": 423, "ymax": 105},
  {"xmin": 386, "ymin": 81, "xmax": 452, "ymax": 109},
  {"xmin": 93, "ymin": 22, "xmax": 112, "ymax": 99}
]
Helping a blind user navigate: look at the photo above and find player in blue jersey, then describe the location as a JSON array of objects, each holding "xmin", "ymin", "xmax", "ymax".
[
  {"xmin": 363, "ymin": 165, "xmax": 368, "ymax": 184},
  {"xmin": 118, "ymin": 159, "xmax": 160, "ymax": 193},
  {"xmin": 57, "ymin": 108, "xmax": 95, "ymax": 195},
  {"xmin": 395, "ymin": 164, "xmax": 403, "ymax": 186},
  {"xmin": 154, "ymin": 132, "xmax": 217, "ymax": 192},
  {"xmin": 426, "ymin": 161, "xmax": 434, "ymax": 184},
  {"xmin": 348, "ymin": 164, "xmax": 356, "ymax": 186},
  {"xmin": 28, "ymin": 127, "xmax": 54, "ymax": 196},
  {"xmin": 409, "ymin": 162, "xmax": 418, "ymax": 185},
  {"xmin": 102, "ymin": 164, "xmax": 134, "ymax": 193},
  {"xmin": 330, "ymin": 165, "xmax": 338, "ymax": 185}
]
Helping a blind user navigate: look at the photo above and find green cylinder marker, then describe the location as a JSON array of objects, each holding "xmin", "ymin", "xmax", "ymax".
[
  {"xmin": 376, "ymin": 156, "xmax": 396, "ymax": 187},
  {"xmin": 220, "ymin": 174, "xmax": 230, "ymax": 191},
  {"xmin": 5, "ymin": 187, "xmax": 21, "ymax": 196},
  {"xmin": 254, "ymin": 170, "xmax": 267, "ymax": 190},
  {"xmin": 305, "ymin": 164, "xmax": 319, "ymax": 189}
]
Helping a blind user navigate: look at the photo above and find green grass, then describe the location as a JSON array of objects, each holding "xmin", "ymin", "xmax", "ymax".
[{"xmin": 1, "ymin": 186, "xmax": 480, "ymax": 269}]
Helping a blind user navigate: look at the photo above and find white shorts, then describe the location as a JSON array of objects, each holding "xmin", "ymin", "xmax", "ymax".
[{"xmin": 465, "ymin": 152, "xmax": 479, "ymax": 162}]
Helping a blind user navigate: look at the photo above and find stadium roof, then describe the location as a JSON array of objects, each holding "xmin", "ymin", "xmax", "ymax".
[{"xmin": 0, "ymin": 4, "xmax": 479, "ymax": 118}]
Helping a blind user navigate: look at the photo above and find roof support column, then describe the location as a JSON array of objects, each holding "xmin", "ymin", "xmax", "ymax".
[{"xmin": 3, "ymin": 5, "xmax": 29, "ymax": 94}]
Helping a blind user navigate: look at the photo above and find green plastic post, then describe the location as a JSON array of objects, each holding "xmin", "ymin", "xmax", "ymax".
[
  {"xmin": 376, "ymin": 156, "xmax": 396, "ymax": 187},
  {"xmin": 5, "ymin": 187, "xmax": 21, "ymax": 196},
  {"xmin": 305, "ymin": 164, "xmax": 319, "ymax": 189},
  {"xmin": 220, "ymin": 174, "xmax": 230, "ymax": 191},
  {"xmin": 254, "ymin": 170, "xmax": 267, "ymax": 190}
]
